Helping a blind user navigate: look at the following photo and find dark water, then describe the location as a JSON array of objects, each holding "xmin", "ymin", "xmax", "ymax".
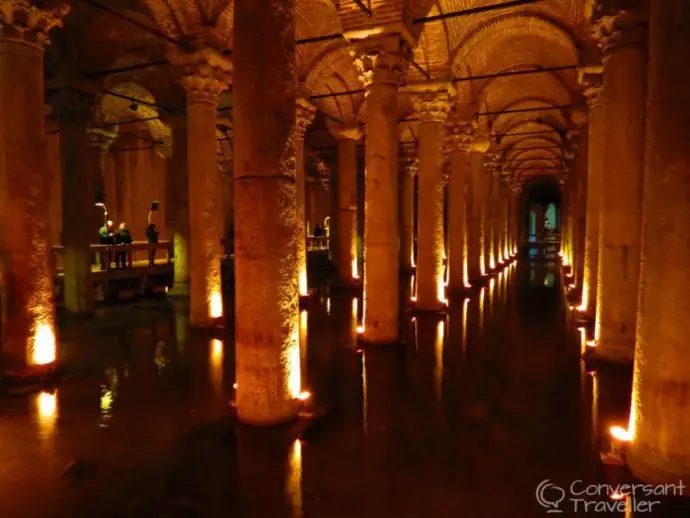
[{"xmin": 1, "ymin": 261, "xmax": 688, "ymax": 517}]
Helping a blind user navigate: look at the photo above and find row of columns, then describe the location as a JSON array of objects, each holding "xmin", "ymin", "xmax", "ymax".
[{"xmin": 564, "ymin": 2, "xmax": 690, "ymax": 483}]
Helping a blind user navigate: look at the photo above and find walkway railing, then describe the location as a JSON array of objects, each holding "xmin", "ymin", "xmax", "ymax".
[
  {"xmin": 307, "ymin": 236, "xmax": 329, "ymax": 251},
  {"xmin": 53, "ymin": 241, "xmax": 173, "ymax": 272}
]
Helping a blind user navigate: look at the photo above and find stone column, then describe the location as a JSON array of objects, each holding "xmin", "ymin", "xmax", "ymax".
[
  {"xmin": 295, "ymin": 97, "xmax": 316, "ymax": 296},
  {"xmin": 490, "ymin": 172, "xmax": 503, "ymax": 266},
  {"xmin": 412, "ymin": 86, "xmax": 452, "ymax": 311},
  {"xmin": 446, "ymin": 122, "xmax": 472, "ymax": 293},
  {"xmin": 234, "ymin": 0, "xmax": 300, "ymax": 425},
  {"xmin": 331, "ymin": 125, "xmax": 362, "ymax": 286},
  {"xmin": 219, "ymin": 158, "xmax": 233, "ymax": 242},
  {"xmin": 628, "ymin": 0, "xmax": 690, "ymax": 483},
  {"xmin": 0, "ymin": 0, "xmax": 68, "ymax": 375},
  {"xmin": 578, "ymin": 73, "xmax": 604, "ymax": 318},
  {"xmin": 172, "ymin": 50, "xmax": 231, "ymax": 326},
  {"xmin": 399, "ymin": 157, "xmax": 417, "ymax": 272},
  {"xmin": 593, "ymin": 11, "xmax": 647, "ymax": 362},
  {"xmin": 163, "ymin": 114, "xmax": 190, "ymax": 295},
  {"xmin": 467, "ymin": 137, "xmax": 489, "ymax": 281},
  {"xmin": 353, "ymin": 35, "xmax": 408, "ymax": 344},
  {"xmin": 53, "ymin": 92, "xmax": 96, "ymax": 315},
  {"xmin": 574, "ymin": 130, "xmax": 588, "ymax": 292}
]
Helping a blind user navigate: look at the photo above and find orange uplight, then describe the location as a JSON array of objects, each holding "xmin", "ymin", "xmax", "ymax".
[
  {"xmin": 356, "ymin": 325, "xmax": 364, "ymax": 334},
  {"xmin": 297, "ymin": 391, "xmax": 311, "ymax": 401},
  {"xmin": 32, "ymin": 323, "xmax": 56, "ymax": 366},
  {"xmin": 437, "ymin": 277, "xmax": 447, "ymax": 306},
  {"xmin": 586, "ymin": 339, "xmax": 597, "ymax": 348},
  {"xmin": 299, "ymin": 269, "xmax": 308, "ymax": 297},
  {"xmin": 351, "ymin": 256, "xmax": 359, "ymax": 280},
  {"xmin": 610, "ymin": 425, "xmax": 632, "ymax": 442},
  {"xmin": 610, "ymin": 490, "xmax": 627, "ymax": 501},
  {"xmin": 209, "ymin": 290, "xmax": 223, "ymax": 319}
]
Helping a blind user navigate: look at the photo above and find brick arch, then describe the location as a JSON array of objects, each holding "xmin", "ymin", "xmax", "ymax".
[{"xmin": 97, "ymin": 82, "xmax": 171, "ymax": 145}]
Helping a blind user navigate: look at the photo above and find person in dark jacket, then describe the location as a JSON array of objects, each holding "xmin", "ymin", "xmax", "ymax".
[
  {"xmin": 98, "ymin": 220, "xmax": 114, "ymax": 269},
  {"xmin": 313, "ymin": 223, "xmax": 324, "ymax": 237},
  {"xmin": 114, "ymin": 222, "xmax": 133, "ymax": 268},
  {"xmin": 146, "ymin": 223, "xmax": 159, "ymax": 263}
]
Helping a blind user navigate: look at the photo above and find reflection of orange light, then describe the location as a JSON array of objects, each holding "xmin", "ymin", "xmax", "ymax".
[
  {"xmin": 36, "ymin": 390, "xmax": 58, "ymax": 437},
  {"xmin": 351, "ymin": 256, "xmax": 359, "ymax": 280},
  {"xmin": 33, "ymin": 323, "xmax": 56, "ymax": 366},
  {"xmin": 437, "ymin": 276, "xmax": 447, "ymax": 306}
]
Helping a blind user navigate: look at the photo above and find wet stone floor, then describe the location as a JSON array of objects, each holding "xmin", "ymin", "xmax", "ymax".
[{"xmin": 2, "ymin": 261, "xmax": 689, "ymax": 517}]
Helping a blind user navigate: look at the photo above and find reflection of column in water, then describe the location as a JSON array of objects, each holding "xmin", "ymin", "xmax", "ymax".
[
  {"xmin": 434, "ymin": 319, "xmax": 445, "ymax": 403},
  {"xmin": 175, "ymin": 310, "xmax": 188, "ymax": 355},
  {"xmin": 591, "ymin": 371, "xmax": 599, "ymax": 456},
  {"xmin": 35, "ymin": 391, "xmax": 58, "ymax": 440},
  {"xmin": 299, "ymin": 310, "xmax": 308, "ymax": 393},
  {"xmin": 286, "ymin": 439, "xmax": 302, "ymax": 518},
  {"xmin": 410, "ymin": 273, "xmax": 417, "ymax": 302},
  {"xmin": 209, "ymin": 338, "xmax": 224, "ymax": 396},
  {"xmin": 488, "ymin": 276, "xmax": 496, "ymax": 317},
  {"xmin": 361, "ymin": 351, "xmax": 368, "ymax": 435},
  {"xmin": 350, "ymin": 297, "xmax": 358, "ymax": 348},
  {"xmin": 100, "ymin": 367, "xmax": 118, "ymax": 428},
  {"xmin": 478, "ymin": 286, "xmax": 486, "ymax": 332},
  {"xmin": 462, "ymin": 298, "xmax": 469, "ymax": 353},
  {"xmin": 411, "ymin": 316, "xmax": 419, "ymax": 352}
]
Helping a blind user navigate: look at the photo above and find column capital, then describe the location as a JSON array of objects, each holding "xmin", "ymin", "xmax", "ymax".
[
  {"xmin": 170, "ymin": 48, "xmax": 232, "ymax": 104},
  {"xmin": 295, "ymin": 97, "xmax": 317, "ymax": 140},
  {"xmin": 0, "ymin": 0, "xmax": 69, "ymax": 48},
  {"xmin": 444, "ymin": 118, "xmax": 476, "ymax": 153},
  {"xmin": 406, "ymin": 82, "xmax": 455, "ymax": 123},
  {"xmin": 351, "ymin": 34, "xmax": 410, "ymax": 88},
  {"xmin": 328, "ymin": 122, "xmax": 363, "ymax": 142},
  {"xmin": 578, "ymin": 66, "xmax": 604, "ymax": 110},
  {"xmin": 404, "ymin": 158, "xmax": 419, "ymax": 178},
  {"xmin": 469, "ymin": 135, "xmax": 491, "ymax": 154},
  {"xmin": 592, "ymin": 10, "xmax": 647, "ymax": 55},
  {"xmin": 87, "ymin": 125, "xmax": 118, "ymax": 152}
]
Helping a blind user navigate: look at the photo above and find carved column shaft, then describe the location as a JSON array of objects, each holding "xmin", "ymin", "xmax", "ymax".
[
  {"xmin": 413, "ymin": 88, "xmax": 452, "ymax": 310},
  {"xmin": 334, "ymin": 127, "xmax": 361, "ymax": 285},
  {"xmin": 176, "ymin": 53, "xmax": 231, "ymax": 326},
  {"xmin": 593, "ymin": 11, "xmax": 647, "ymax": 362},
  {"xmin": 0, "ymin": 0, "xmax": 69, "ymax": 373},
  {"xmin": 354, "ymin": 36, "xmax": 408, "ymax": 344},
  {"xmin": 295, "ymin": 98, "xmax": 316, "ymax": 296},
  {"xmin": 400, "ymin": 158, "xmax": 417, "ymax": 272},
  {"xmin": 233, "ymin": 0, "xmax": 300, "ymax": 425},
  {"xmin": 467, "ymin": 139, "xmax": 489, "ymax": 281},
  {"xmin": 628, "ymin": 0, "xmax": 690, "ymax": 484}
]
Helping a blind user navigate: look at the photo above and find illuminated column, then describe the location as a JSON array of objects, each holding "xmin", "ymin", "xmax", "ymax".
[
  {"xmin": 482, "ymin": 155, "xmax": 497, "ymax": 273},
  {"xmin": 412, "ymin": 86, "xmax": 452, "ymax": 310},
  {"xmin": 163, "ymin": 114, "xmax": 190, "ymax": 295},
  {"xmin": 173, "ymin": 50, "xmax": 231, "ymax": 327},
  {"xmin": 578, "ymin": 73, "xmax": 604, "ymax": 318},
  {"xmin": 234, "ymin": 0, "xmax": 300, "ymax": 424},
  {"xmin": 0, "ymin": 0, "xmax": 69, "ymax": 374},
  {"xmin": 628, "ymin": 0, "xmax": 690, "ymax": 482},
  {"xmin": 353, "ymin": 35, "xmax": 408, "ymax": 344},
  {"xmin": 295, "ymin": 97, "xmax": 316, "ymax": 296},
  {"xmin": 399, "ymin": 157, "xmax": 417, "ymax": 272},
  {"xmin": 219, "ymin": 159, "xmax": 233, "ymax": 242},
  {"xmin": 331, "ymin": 125, "xmax": 362, "ymax": 285},
  {"xmin": 490, "ymin": 172, "xmax": 502, "ymax": 266},
  {"xmin": 593, "ymin": 11, "xmax": 647, "ymax": 362},
  {"xmin": 446, "ymin": 122, "xmax": 472, "ymax": 293},
  {"xmin": 467, "ymin": 137, "xmax": 489, "ymax": 281},
  {"xmin": 574, "ymin": 130, "xmax": 588, "ymax": 291}
]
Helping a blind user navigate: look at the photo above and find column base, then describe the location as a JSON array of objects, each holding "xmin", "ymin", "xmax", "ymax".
[
  {"xmin": 168, "ymin": 283, "xmax": 189, "ymax": 297},
  {"xmin": 189, "ymin": 316, "xmax": 225, "ymax": 329},
  {"xmin": 409, "ymin": 302, "xmax": 448, "ymax": 314},
  {"xmin": 582, "ymin": 343, "xmax": 634, "ymax": 365},
  {"xmin": 1, "ymin": 362, "xmax": 63, "ymax": 390},
  {"xmin": 330, "ymin": 278, "xmax": 362, "ymax": 290}
]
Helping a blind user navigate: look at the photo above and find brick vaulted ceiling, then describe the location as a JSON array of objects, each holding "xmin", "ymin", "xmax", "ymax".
[{"xmin": 46, "ymin": 0, "xmax": 602, "ymax": 182}]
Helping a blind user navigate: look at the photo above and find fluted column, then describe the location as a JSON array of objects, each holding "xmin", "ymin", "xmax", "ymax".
[
  {"xmin": 353, "ymin": 35, "xmax": 408, "ymax": 344},
  {"xmin": 163, "ymin": 114, "xmax": 190, "ymax": 295},
  {"xmin": 577, "ymin": 73, "xmax": 604, "ymax": 318},
  {"xmin": 332, "ymin": 124, "xmax": 362, "ymax": 286},
  {"xmin": 399, "ymin": 157, "xmax": 417, "ymax": 272},
  {"xmin": 412, "ymin": 86, "xmax": 452, "ymax": 310},
  {"xmin": 593, "ymin": 11, "xmax": 647, "ymax": 362},
  {"xmin": 446, "ymin": 122, "xmax": 472, "ymax": 294},
  {"xmin": 628, "ymin": 0, "xmax": 690, "ymax": 483},
  {"xmin": 172, "ymin": 50, "xmax": 231, "ymax": 327},
  {"xmin": 0, "ymin": 0, "xmax": 69, "ymax": 375},
  {"xmin": 234, "ymin": 0, "xmax": 300, "ymax": 425},
  {"xmin": 295, "ymin": 97, "xmax": 316, "ymax": 296},
  {"xmin": 467, "ymin": 137, "xmax": 489, "ymax": 282}
]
